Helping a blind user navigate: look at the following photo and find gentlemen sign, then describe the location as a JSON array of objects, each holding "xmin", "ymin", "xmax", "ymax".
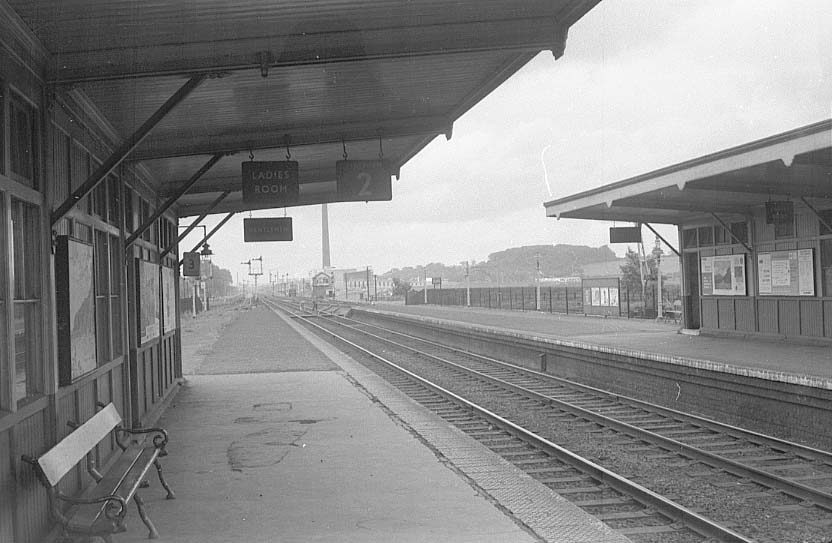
[
  {"xmin": 336, "ymin": 160, "xmax": 392, "ymax": 202},
  {"xmin": 243, "ymin": 217, "xmax": 293, "ymax": 242},
  {"xmin": 242, "ymin": 161, "xmax": 299, "ymax": 204}
]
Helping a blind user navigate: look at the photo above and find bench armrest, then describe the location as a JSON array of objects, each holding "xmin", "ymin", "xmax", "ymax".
[
  {"xmin": 56, "ymin": 491, "xmax": 128, "ymax": 525},
  {"xmin": 115, "ymin": 427, "xmax": 169, "ymax": 454}
]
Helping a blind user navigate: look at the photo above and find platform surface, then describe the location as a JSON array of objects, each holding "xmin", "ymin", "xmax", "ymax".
[
  {"xmin": 366, "ymin": 303, "xmax": 832, "ymax": 389},
  {"xmin": 120, "ymin": 304, "xmax": 628, "ymax": 543}
]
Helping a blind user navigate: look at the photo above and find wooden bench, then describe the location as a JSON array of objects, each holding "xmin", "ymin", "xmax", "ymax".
[{"xmin": 22, "ymin": 403, "xmax": 175, "ymax": 541}]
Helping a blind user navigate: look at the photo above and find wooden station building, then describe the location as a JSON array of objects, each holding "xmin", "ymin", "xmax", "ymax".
[
  {"xmin": 0, "ymin": 1, "xmax": 601, "ymax": 541},
  {"xmin": 545, "ymin": 120, "xmax": 832, "ymax": 341}
]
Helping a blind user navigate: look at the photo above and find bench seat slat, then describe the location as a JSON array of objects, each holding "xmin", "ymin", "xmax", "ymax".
[
  {"xmin": 68, "ymin": 444, "xmax": 160, "ymax": 531},
  {"xmin": 38, "ymin": 405, "xmax": 122, "ymax": 486}
]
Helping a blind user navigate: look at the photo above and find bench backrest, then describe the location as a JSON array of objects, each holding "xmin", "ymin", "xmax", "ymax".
[{"xmin": 37, "ymin": 403, "xmax": 122, "ymax": 487}]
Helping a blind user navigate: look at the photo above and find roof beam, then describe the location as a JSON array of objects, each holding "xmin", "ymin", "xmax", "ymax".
[
  {"xmin": 128, "ymin": 115, "xmax": 452, "ymax": 162},
  {"xmin": 610, "ymin": 196, "xmax": 753, "ymax": 215},
  {"xmin": 48, "ymin": 18, "xmax": 568, "ymax": 84}
]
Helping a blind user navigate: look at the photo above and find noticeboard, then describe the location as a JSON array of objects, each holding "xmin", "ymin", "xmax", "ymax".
[
  {"xmin": 242, "ymin": 161, "xmax": 300, "ymax": 205},
  {"xmin": 701, "ymin": 255, "xmax": 746, "ymax": 296},
  {"xmin": 162, "ymin": 267, "xmax": 177, "ymax": 334},
  {"xmin": 244, "ymin": 217, "xmax": 293, "ymax": 242},
  {"xmin": 336, "ymin": 160, "xmax": 393, "ymax": 202},
  {"xmin": 582, "ymin": 277, "xmax": 620, "ymax": 316},
  {"xmin": 757, "ymin": 249, "xmax": 814, "ymax": 296},
  {"xmin": 137, "ymin": 259, "xmax": 161, "ymax": 345},
  {"xmin": 55, "ymin": 236, "xmax": 97, "ymax": 385}
]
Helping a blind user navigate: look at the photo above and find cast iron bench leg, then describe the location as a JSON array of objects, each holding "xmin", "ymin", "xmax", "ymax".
[
  {"xmin": 134, "ymin": 493, "xmax": 160, "ymax": 539},
  {"xmin": 155, "ymin": 459, "xmax": 176, "ymax": 499}
]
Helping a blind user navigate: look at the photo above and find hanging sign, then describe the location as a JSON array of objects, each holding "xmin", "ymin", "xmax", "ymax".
[
  {"xmin": 765, "ymin": 201, "xmax": 793, "ymax": 224},
  {"xmin": 244, "ymin": 217, "xmax": 293, "ymax": 242},
  {"xmin": 609, "ymin": 226, "xmax": 642, "ymax": 243},
  {"xmin": 182, "ymin": 252, "xmax": 201, "ymax": 276},
  {"xmin": 336, "ymin": 160, "xmax": 392, "ymax": 202},
  {"xmin": 242, "ymin": 161, "xmax": 299, "ymax": 204}
]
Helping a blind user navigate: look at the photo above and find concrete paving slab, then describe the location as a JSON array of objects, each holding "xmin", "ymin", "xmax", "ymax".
[{"xmin": 119, "ymin": 371, "xmax": 537, "ymax": 543}]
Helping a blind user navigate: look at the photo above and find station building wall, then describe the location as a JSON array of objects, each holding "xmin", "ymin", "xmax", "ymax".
[
  {"xmin": 681, "ymin": 200, "xmax": 832, "ymax": 341},
  {"xmin": 0, "ymin": 24, "xmax": 182, "ymax": 542}
]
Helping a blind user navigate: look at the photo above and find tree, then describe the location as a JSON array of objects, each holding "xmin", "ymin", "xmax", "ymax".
[
  {"xmin": 391, "ymin": 277, "xmax": 411, "ymax": 296},
  {"xmin": 207, "ymin": 264, "xmax": 234, "ymax": 297}
]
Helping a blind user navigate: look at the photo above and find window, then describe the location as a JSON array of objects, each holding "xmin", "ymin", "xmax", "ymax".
[
  {"xmin": 715, "ymin": 225, "xmax": 730, "ymax": 245},
  {"xmin": 94, "ymin": 231, "xmax": 124, "ymax": 364},
  {"xmin": 11, "ymin": 199, "xmax": 41, "ymax": 405},
  {"xmin": 682, "ymin": 228, "xmax": 697, "ymax": 249},
  {"xmin": 0, "ymin": 193, "xmax": 5, "ymax": 409},
  {"xmin": 731, "ymin": 221, "xmax": 748, "ymax": 244},
  {"xmin": 774, "ymin": 217, "xmax": 795, "ymax": 239},
  {"xmin": 107, "ymin": 175, "xmax": 121, "ymax": 227},
  {"xmin": 819, "ymin": 210, "xmax": 832, "ymax": 236},
  {"xmin": 822, "ymin": 239, "xmax": 832, "ymax": 297},
  {"xmin": 697, "ymin": 226, "xmax": 714, "ymax": 246},
  {"xmin": 9, "ymin": 92, "xmax": 39, "ymax": 188}
]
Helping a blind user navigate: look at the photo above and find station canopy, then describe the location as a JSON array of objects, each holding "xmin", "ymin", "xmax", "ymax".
[
  {"xmin": 7, "ymin": 0, "xmax": 600, "ymax": 218},
  {"xmin": 544, "ymin": 120, "xmax": 832, "ymax": 225}
]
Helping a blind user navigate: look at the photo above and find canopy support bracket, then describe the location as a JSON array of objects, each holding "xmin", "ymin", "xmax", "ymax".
[
  {"xmin": 710, "ymin": 213, "xmax": 752, "ymax": 253},
  {"xmin": 160, "ymin": 190, "xmax": 231, "ymax": 259},
  {"xmin": 178, "ymin": 213, "xmax": 236, "ymax": 267},
  {"xmin": 51, "ymin": 74, "xmax": 208, "ymax": 226},
  {"xmin": 642, "ymin": 223, "xmax": 680, "ymax": 257},
  {"xmin": 801, "ymin": 197, "xmax": 832, "ymax": 234},
  {"xmin": 125, "ymin": 153, "xmax": 225, "ymax": 249}
]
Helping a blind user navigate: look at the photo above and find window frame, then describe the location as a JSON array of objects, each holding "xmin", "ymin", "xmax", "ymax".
[
  {"xmin": 9, "ymin": 197, "xmax": 42, "ymax": 407},
  {"xmin": 7, "ymin": 89, "xmax": 39, "ymax": 190}
]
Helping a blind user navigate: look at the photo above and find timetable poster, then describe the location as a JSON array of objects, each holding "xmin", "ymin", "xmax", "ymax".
[{"xmin": 757, "ymin": 249, "xmax": 814, "ymax": 296}]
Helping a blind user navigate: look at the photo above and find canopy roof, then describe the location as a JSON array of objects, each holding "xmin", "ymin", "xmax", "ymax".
[
  {"xmin": 544, "ymin": 120, "xmax": 832, "ymax": 225},
  {"xmin": 6, "ymin": 0, "xmax": 599, "ymax": 218}
]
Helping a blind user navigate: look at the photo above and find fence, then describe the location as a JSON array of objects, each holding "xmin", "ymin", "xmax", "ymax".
[{"xmin": 406, "ymin": 284, "xmax": 660, "ymax": 319}]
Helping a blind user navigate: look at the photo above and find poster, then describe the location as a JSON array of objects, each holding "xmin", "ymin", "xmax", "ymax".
[
  {"xmin": 138, "ymin": 260, "xmax": 160, "ymax": 344},
  {"xmin": 600, "ymin": 287, "xmax": 609, "ymax": 306},
  {"xmin": 162, "ymin": 267, "xmax": 177, "ymax": 334},
  {"xmin": 757, "ymin": 249, "xmax": 814, "ymax": 296},
  {"xmin": 757, "ymin": 253, "xmax": 772, "ymax": 294},
  {"xmin": 609, "ymin": 287, "xmax": 619, "ymax": 307},
  {"xmin": 591, "ymin": 287, "xmax": 600, "ymax": 306},
  {"xmin": 701, "ymin": 255, "xmax": 746, "ymax": 296}
]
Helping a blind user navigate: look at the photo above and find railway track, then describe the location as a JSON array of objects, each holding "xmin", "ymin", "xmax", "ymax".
[{"xmin": 270, "ymin": 300, "xmax": 832, "ymax": 543}]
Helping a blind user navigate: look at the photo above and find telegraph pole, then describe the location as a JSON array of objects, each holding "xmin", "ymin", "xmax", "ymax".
[{"xmin": 535, "ymin": 252, "xmax": 541, "ymax": 311}]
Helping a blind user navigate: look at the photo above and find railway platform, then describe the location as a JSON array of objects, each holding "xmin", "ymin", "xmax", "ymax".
[
  {"xmin": 367, "ymin": 303, "xmax": 832, "ymax": 388},
  {"xmin": 119, "ymin": 303, "xmax": 629, "ymax": 543}
]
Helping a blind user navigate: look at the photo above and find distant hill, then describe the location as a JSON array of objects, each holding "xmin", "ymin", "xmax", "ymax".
[{"xmin": 382, "ymin": 244, "xmax": 620, "ymax": 287}]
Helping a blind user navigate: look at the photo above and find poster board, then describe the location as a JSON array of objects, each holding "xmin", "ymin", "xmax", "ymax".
[
  {"xmin": 757, "ymin": 249, "xmax": 814, "ymax": 296},
  {"xmin": 582, "ymin": 277, "xmax": 620, "ymax": 316},
  {"xmin": 701, "ymin": 255, "xmax": 746, "ymax": 296},
  {"xmin": 162, "ymin": 266, "xmax": 177, "ymax": 334},
  {"xmin": 137, "ymin": 259, "xmax": 161, "ymax": 344},
  {"xmin": 55, "ymin": 236, "xmax": 97, "ymax": 385}
]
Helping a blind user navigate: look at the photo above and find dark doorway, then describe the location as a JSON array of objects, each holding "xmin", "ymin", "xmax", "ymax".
[{"xmin": 683, "ymin": 253, "xmax": 701, "ymax": 329}]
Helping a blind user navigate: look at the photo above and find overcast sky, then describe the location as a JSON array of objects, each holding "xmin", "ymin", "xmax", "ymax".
[{"xmin": 187, "ymin": 0, "xmax": 832, "ymax": 283}]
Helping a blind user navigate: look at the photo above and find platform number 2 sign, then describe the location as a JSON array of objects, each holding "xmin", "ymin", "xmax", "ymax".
[{"xmin": 335, "ymin": 160, "xmax": 393, "ymax": 202}]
